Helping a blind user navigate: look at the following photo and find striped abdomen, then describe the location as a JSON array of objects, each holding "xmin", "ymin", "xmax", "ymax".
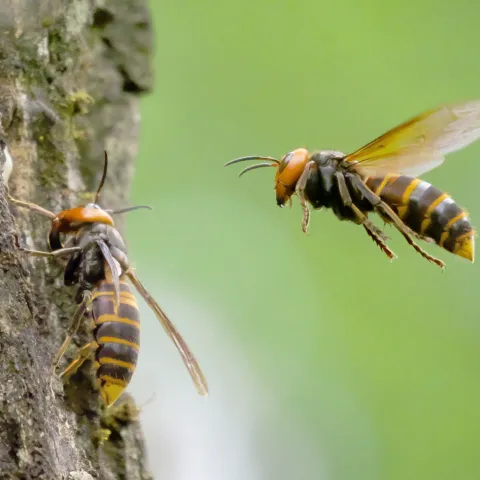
[
  {"xmin": 366, "ymin": 174, "xmax": 475, "ymax": 261},
  {"xmin": 91, "ymin": 277, "xmax": 140, "ymax": 406}
]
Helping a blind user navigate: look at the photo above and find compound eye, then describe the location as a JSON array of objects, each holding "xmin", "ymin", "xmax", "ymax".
[{"xmin": 279, "ymin": 152, "xmax": 293, "ymax": 173}]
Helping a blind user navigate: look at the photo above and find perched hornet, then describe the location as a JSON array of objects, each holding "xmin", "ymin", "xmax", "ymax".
[
  {"xmin": 8, "ymin": 152, "xmax": 208, "ymax": 406},
  {"xmin": 225, "ymin": 100, "xmax": 480, "ymax": 268}
]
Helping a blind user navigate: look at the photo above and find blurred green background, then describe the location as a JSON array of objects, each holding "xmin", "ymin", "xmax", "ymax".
[{"xmin": 126, "ymin": 1, "xmax": 480, "ymax": 479}]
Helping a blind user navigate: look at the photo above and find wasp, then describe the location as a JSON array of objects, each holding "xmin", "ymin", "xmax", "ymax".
[
  {"xmin": 8, "ymin": 152, "xmax": 208, "ymax": 406},
  {"xmin": 225, "ymin": 100, "xmax": 480, "ymax": 268}
]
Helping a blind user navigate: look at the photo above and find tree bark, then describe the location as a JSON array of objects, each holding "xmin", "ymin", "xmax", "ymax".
[{"xmin": 0, "ymin": 1, "xmax": 154, "ymax": 478}]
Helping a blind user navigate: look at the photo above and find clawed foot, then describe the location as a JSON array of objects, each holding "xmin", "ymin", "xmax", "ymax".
[{"xmin": 301, "ymin": 207, "xmax": 310, "ymax": 234}]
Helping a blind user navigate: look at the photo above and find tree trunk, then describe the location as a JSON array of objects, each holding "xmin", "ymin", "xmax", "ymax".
[{"xmin": 0, "ymin": 1, "xmax": 154, "ymax": 478}]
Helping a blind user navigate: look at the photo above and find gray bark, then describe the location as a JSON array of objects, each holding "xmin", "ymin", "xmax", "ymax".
[{"xmin": 0, "ymin": 1, "xmax": 154, "ymax": 478}]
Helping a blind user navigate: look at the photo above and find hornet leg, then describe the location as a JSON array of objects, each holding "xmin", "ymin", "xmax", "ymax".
[
  {"xmin": 295, "ymin": 161, "xmax": 316, "ymax": 234},
  {"xmin": 335, "ymin": 172, "xmax": 396, "ymax": 261},
  {"xmin": 59, "ymin": 342, "xmax": 96, "ymax": 378},
  {"xmin": 334, "ymin": 171, "xmax": 354, "ymax": 208},
  {"xmin": 347, "ymin": 174, "xmax": 445, "ymax": 269},
  {"xmin": 362, "ymin": 222, "xmax": 397, "ymax": 261},
  {"xmin": 20, "ymin": 246, "xmax": 81, "ymax": 258},
  {"xmin": 49, "ymin": 291, "xmax": 92, "ymax": 396},
  {"xmin": 7, "ymin": 194, "xmax": 56, "ymax": 219},
  {"xmin": 396, "ymin": 227, "xmax": 445, "ymax": 269}
]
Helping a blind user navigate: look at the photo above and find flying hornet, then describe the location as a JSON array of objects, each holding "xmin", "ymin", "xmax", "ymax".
[{"xmin": 225, "ymin": 100, "xmax": 480, "ymax": 268}]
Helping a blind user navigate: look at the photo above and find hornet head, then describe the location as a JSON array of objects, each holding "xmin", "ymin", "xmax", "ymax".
[{"xmin": 224, "ymin": 148, "xmax": 310, "ymax": 206}]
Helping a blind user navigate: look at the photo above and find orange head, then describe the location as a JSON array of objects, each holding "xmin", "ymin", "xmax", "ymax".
[
  {"xmin": 224, "ymin": 148, "xmax": 310, "ymax": 206},
  {"xmin": 49, "ymin": 204, "xmax": 115, "ymax": 250},
  {"xmin": 54, "ymin": 205, "xmax": 115, "ymax": 232},
  {"xmin": 30, "ymin": 150, "xmax": 151, "ymax": 250}
]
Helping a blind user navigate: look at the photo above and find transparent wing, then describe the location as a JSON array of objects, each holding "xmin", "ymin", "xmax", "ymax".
[
  {"xmin": 97, "ymin": 239, "xmax": 121, "ymax": 314},
  {"xmin": 126, "ymin": 270, "xmax": 209, "ymax": 396},
  {"xmin": 349, "ymin": 148, "xmax": 445, "ymax": 178},
  {"xmin": 344, "ymin": 100, "xmax": 480, "ymax": 177}
]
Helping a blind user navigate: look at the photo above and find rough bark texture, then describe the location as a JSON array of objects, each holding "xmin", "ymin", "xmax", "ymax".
[{"xmin": 0, "ymin": 1, "xmax": 154, "ymax": 479}]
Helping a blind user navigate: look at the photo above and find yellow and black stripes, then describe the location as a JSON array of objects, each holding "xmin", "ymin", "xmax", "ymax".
[
  {"xmin": 366, "ymin": 175, "xmax": 474, "ymax": 261},
  {"xmin": 91, "ymin": 277, "xmax": 140, "ymax": 406}
]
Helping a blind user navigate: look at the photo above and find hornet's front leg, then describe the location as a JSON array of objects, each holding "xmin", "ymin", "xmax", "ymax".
[
  {"xmin": 295, "ymin": 161, "xmax": 317, "ymax": 234},
  {"xmin": 7, "ymin": 194, "xmax": 56, "ymax": 220},
  {"xmin": 7, "ymin": 195, "xmax": 61, "ymax": 258},
  {"xmin": 19, "ymin": 246, "xmax": 81, "ymax": 258}
]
